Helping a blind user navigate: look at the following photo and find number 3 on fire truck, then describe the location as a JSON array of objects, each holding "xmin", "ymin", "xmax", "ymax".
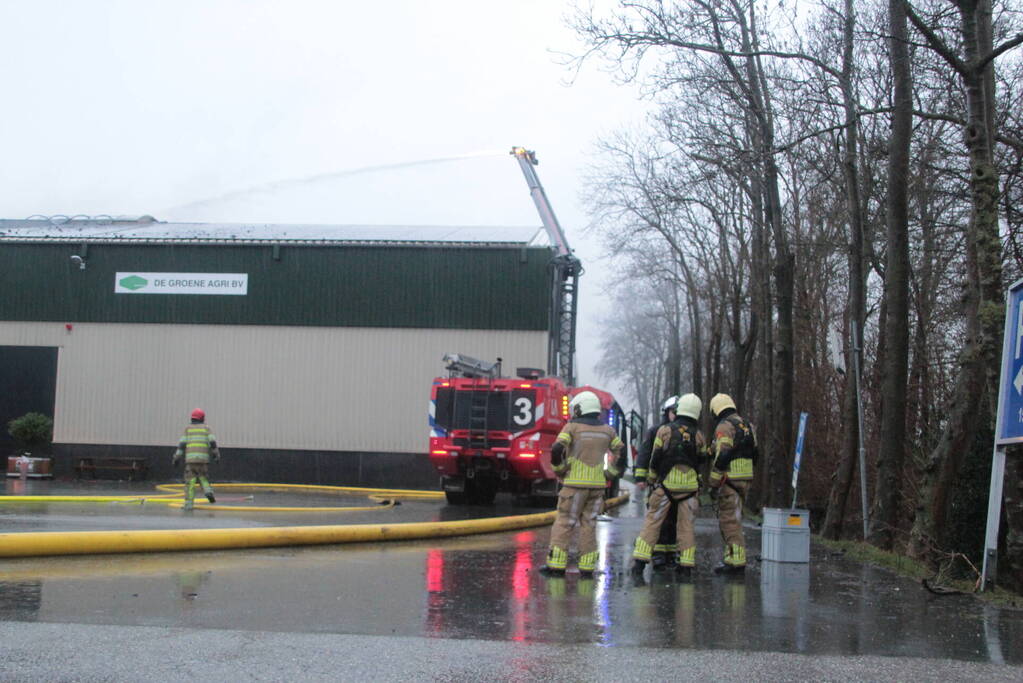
[{"xmin": 513, "ymin": 397, "xmax": 533, "ymax": 426}]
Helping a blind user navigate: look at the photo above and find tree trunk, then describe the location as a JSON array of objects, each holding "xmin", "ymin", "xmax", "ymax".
[
  {"xmin": 908, "ymin": 0, "xmax": 1005, "ymax": 561},
  {"xmin": 823, "ymin": 0, "xmax": 865, "ymax": 541},
  {"xmin": 749, "ymin": 167, "xmax": 772, "ymax": 512},
  {"xmin": 869, "ymin": 0, "xmax": 913, "ymax": 549},
  {"xmin": 686, "ymin": 287, "xmax": 704, "ymax": 401},
  {"xmin": 734, "ymin": 3, "xmax": 794, "ymax": 509}
]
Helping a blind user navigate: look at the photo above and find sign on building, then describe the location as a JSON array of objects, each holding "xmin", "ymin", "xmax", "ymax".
[{"xmin": 115, "ymin": 273, "xmax": 248, "ymax": 296}]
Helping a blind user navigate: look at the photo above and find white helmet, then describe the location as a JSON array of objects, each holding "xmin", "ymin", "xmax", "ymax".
[
  {"xmin": 569, "ymin": 391, "xmax": 601, "ymax": 417},
  {"xmin": 661, "ymin": 395, "xmax": 679, "ymax": 414},
  {"xmin": 710, "ymin": 393, "xmax": 736, "ymax": 418},
  {"xmin": 676, "ymin": 393, "xmax": 702, "ymax": 421}
]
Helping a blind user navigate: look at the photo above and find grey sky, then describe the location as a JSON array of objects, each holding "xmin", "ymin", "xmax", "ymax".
[{"xmin": 0, "ymin": 0, "xmax": 645, "ymax": 399}]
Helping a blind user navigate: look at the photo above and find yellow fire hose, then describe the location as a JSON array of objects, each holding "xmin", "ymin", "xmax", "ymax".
[
  {"xmin": 0, "ymin": 482, "xmax": 443, "ymax": 512},
  {"xmin": 0, "ymin": 492, "xmax": 629, "ymax": 558}
]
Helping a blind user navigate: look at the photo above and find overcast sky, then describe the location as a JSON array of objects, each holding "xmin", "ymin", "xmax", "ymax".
[{"xmin": 0, "ymin": 0, "xmax": 647, "ymax": 399}]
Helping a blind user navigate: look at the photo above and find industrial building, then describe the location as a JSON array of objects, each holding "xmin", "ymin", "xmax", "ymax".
[{"xmin": 0, "ymin": 217, "xmax": 555, "ymax": 488}]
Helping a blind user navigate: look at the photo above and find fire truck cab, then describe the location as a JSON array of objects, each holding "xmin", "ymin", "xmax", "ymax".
[{"xmin": 428, "ymin": 353, "xmax": 630, "ymax": 505}]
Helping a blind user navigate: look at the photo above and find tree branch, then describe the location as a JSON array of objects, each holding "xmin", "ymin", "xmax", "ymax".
[
  {"xmin": 978, "ymin": 31, "xmax": 1023, "ymax": 71},
  {"xmin": 904, "ymin": 1, "xmax": 969, "ymax": 76},
  {"xmin": 595, "ymin": 30, "xmax": 843, "ymax": 81},
  {"xmin": 773, "ymin": 122, "xmax": 853, "ymax": 154}
]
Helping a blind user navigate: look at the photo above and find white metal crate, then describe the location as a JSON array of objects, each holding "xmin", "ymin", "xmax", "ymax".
[{"xmin": 761, "ymin": 507, "xmax": 810, "ymax": 563}]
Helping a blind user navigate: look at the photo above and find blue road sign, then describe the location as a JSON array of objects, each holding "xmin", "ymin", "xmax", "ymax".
[
  {"xmin": 997, "ymin": 278, "xmax": 1023, "ymax": 444},
  {"xmin": 791, "ymin": 412, "xmax": 809, "ymax": 490}
]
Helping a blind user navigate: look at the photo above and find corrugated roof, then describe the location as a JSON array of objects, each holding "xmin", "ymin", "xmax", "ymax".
[{"xmin": 0, "ymin": 217, "xmax": 550, "ymax": 247}]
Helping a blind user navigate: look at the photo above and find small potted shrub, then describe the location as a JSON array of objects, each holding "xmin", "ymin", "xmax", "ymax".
[
  {"xmin": 7, "ymin": 413, "xmax": 54, "ymax": 478},
  {"xmin": 8, "ymin": 412, "xmax": 53, "ymax": 457}
]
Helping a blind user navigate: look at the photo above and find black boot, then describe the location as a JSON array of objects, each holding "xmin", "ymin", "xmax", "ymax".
[
  {"xmin": 205, "ymin": 492, "xmax": 216, "ymax": 503},
  {"xmin": 713, "ymin": 563, "xmax": 745, "ymax": 575},
  {"xmin": 630, "ymin": 560, "xmax": 647, "ymax": 578},
  {"xmin": 675, "ymin": 565, "xmax": 693, "ymax": 580},
  {"xmin": 651, "ymin": 552, "xmax": 668, "ymax": 571},
  {"xmin": 539, "ymin": 566, "xmax": 566, "ymax": 577}
]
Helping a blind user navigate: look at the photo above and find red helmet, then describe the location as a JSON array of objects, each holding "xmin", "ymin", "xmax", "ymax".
[{"xmin": 190, "ymin": 408, "xmax": 205, "ymax": 421}]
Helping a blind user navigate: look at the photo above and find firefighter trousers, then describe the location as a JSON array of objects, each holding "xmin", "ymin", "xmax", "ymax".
[
  {"xmin": 547, "ymin": 486, "xmax": 605, "ymax": 571},
  {"xmin": 633, "ymin": 487, "xmax": 698, "ymax": 566},
  {"xmin": 718, "ymin": 480, "xmax": 749, "ymax": 566},
  {"xmin": 183, "ymin": 463, "xmax": 214, "ymax": 506},
  {"xmin": 655, "ymin": 497, "xmax": 679, "ymax": 553}
]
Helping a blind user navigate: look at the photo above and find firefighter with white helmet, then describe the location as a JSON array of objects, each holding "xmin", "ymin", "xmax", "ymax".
[
  {"xmin": 634, "ymin": 395, "xmax": 683, "ymax": 569},
  {"xmin": 708, "ymin": 393, "xmax": 758, "ymax": 574},
  {"xmin": 541, "ymin": 390, "xmax": 626, "ymax": 577},
  {"xmin": 630, "ymin": 393, "xmax": 708, "ymax": 579},
  {"xmin": 172, "ymin": 408, "xmax": 221, "ymax": 511}
]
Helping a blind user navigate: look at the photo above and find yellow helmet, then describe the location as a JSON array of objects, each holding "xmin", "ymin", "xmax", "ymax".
[
  {"xmin": 675, "ymin": 393, "xmax": 702, "ymax": 421},
  {"xmin": 569, "ymin": 391, "xmax": 601, "ymax": 417},
  {"xmin": 709, "ymin": 393, "xmax": 736, "ymax": 418}
]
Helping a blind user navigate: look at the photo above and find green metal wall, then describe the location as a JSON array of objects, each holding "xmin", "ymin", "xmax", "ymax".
[{"xmin": 0, "ymin": 243, "xmax": 552, "ymax": 330}]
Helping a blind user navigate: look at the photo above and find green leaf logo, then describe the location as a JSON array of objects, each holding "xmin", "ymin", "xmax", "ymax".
[{"xmin": 119, "ymin": 275, "xmax": 148, "ymax": 291}]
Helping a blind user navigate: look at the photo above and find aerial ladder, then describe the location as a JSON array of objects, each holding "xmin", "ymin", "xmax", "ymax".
[{"xmin": 510, "ymin": 146, "xmax": 582, "ymax": 386}]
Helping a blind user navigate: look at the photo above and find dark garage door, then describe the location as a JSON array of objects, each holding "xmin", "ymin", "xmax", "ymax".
[{"xmin": 0, "ymin": 346, "xmax": 57, "ymax": 449}]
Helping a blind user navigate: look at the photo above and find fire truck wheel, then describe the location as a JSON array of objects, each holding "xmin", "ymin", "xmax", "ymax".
[{"xmin": 444, "ymin": 490, "xmax": 468, "ymax": 505}]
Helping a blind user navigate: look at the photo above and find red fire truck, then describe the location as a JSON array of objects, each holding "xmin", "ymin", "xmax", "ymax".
[
  {"xmin": 428, "ymin": 353, "xmax": 632, "ymax": 505},
  {"xmin": 426, "ymin": 149, "xmax": 640, "ymax": 504}
]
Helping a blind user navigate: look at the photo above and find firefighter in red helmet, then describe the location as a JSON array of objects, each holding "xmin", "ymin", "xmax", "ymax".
[{"xmin": 172, "ymin": 408, "xmax": 221, "ymax": 511}]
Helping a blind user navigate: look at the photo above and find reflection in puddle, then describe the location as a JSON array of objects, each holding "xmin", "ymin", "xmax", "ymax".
[{"xmin": 760, "ymin": 561, "xmax": 809, "ymax": 652}]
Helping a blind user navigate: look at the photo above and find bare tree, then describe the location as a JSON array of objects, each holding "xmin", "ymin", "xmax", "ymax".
[{"xmin": 905, "ymin": 0, "xmax": 1022, "ymax": 572}]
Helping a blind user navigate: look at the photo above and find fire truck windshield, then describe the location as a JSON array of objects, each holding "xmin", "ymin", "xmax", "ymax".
[{"xmin": 433, "ymin": 387, "xmax": 538, "ymax": 432}]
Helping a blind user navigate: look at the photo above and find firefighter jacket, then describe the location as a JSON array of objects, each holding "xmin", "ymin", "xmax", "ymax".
[
  {"xmin": 552, "ymin": 415, "xmax": 625, "ymax": 488},
  {"xmin": 634, "ymin": 420, "xmax": 668, "ymax": 481},
  {"xmin": 175, "ymin": 423, "xmax": 220, "ymax": 464},
  {"xmin": 649, "ymin": 416, "xmax": 708, "ymax": 493},
  {"xmin": 710, "ymin": 409, "xmax": 757, "ymax": 485}
]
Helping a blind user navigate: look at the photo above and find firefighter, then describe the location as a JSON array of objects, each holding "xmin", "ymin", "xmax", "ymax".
[
  {"xmin": 708, "ymin": 393, "xmax": 757, "ymax": 574},
  {"xmin": 634, "ymin": 395, "xmax": 682, "ymax": 570},
  {"xmin": 172, "ymin": 408, "xmax": 220, "ymax": 511},
  {"xmin": 541, "ymin": 391, "xmax": 626, "ymax": 578},
  {"xmin": 630, "ymin": 393, "xmax": 707, "ymax": 579}
]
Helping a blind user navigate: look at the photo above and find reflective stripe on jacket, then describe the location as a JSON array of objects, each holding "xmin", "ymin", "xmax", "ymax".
[
  {"xmin": 553, "ymin": 419, "xmax": 624, "ymax": 488},
  {"xmin": 711, "ymin": 415, "xmax": 755, "ymax": 481},
  {"xmin": 177, "ymin": 424, "xmax": 217, "ymax": 463},
  {"xmin": 650, "ymin": 421, "xmax": 706, "ymax": 492}
]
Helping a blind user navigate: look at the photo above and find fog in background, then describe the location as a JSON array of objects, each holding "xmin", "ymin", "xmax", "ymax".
[{"xmin": 0, "ymin": 0, "xmax": 647, "ymax": 402}]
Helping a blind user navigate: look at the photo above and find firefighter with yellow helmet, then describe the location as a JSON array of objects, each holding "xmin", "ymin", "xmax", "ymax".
[
  {"xmin": 541, "ymin": 390, "xmax": 626, "ymax": 577},
  {"xmin": 630, "ymin": 393, "xmax": 707, "ymax": 578},
  {"xmin": 172, "ymin": 408, "xmax": 220, "ymax": 511},
  {"xmin": 708, "ymin": 393, "xmax": 757, "ymax": 573}
]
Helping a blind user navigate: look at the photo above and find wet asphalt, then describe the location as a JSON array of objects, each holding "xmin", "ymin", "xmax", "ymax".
[{"xmin": 1, "ymin": 478, "xmax": 1021, "ymax": 680}]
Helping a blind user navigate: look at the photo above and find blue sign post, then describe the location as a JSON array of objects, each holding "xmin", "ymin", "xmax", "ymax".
[
  {"xmin": 983, "ymin": 277, "xmax": 1023, "ymax": 589},
  {"xmin": 996, "ymin": 280, "xmax": 1023, "ymax": 443},
  {"xmin": 791, "ymin": 412, "xmax": 809, "ymax": 509}
]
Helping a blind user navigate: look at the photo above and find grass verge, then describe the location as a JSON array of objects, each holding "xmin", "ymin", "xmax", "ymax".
[{"xmin": 815, "ymin": 535, "xmax": 1023, "ymax": 608}]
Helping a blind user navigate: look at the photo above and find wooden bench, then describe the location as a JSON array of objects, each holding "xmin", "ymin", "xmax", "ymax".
[{"xmin": 75, "ymin": 457, "xmax": 149, "ymax": 481}]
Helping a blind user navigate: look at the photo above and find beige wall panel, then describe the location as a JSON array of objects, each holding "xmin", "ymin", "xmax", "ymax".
[{"xmin": 0, "ymin": 322, "xmax": 547, "ymax": 453}]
